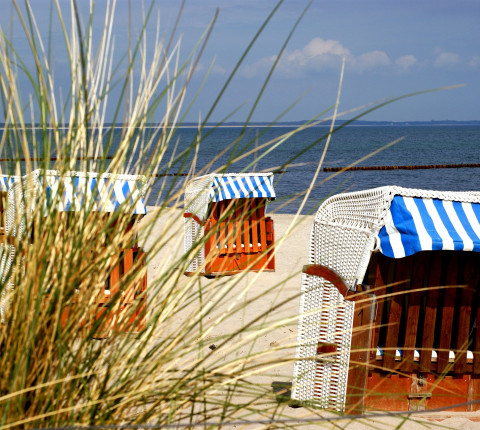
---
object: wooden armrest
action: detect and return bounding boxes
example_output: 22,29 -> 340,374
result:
302,263 -> 349,298
183,212 -> 204,225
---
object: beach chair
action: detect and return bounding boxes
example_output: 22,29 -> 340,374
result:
0,170 -> 147,335
184,173 -> 275,276
292,186 -> 480,413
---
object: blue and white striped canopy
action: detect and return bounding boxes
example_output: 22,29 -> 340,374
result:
0,175 -> 19,192
378,195 -> 480,258
209,174 -> 276,202
42,172 -> 146,215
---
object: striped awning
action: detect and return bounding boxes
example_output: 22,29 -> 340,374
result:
42,172 -> 147,215
378,195 -> 480,258
0,175 -> 19,192
184,173 -> 275,221
210,174 -> 275,202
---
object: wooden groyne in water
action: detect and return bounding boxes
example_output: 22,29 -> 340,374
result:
323,163 -> 480,172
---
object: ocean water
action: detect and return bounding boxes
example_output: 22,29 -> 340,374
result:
2,125 -> 479,214
150,125 -> 480,214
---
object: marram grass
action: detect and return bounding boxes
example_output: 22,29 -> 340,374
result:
0,1 -> 460,429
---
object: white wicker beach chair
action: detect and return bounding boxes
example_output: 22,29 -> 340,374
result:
292,186 -> 480,412
184,173 -> 276,275
0,170 -> 147,329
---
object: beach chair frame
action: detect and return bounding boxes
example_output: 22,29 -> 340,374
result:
0,170 -> 148,335
184,173 -> 276,276
292,186 -> 480,413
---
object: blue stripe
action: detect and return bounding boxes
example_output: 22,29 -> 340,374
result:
414,198 -> 443,250
390,196 -> 420,256
257,176 -> 270,197
378,225 -> 395,257
122,181 -> 131,206
214,177 -> 225,201
225,178 -> 236,199
453,201 -> 480,251
432,199 -> 463,250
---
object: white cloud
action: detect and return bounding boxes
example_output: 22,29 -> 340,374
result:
241,38 -> 395,78
433,51 -> 462,68
352,50 -> 391,71
395,55 -> 417,71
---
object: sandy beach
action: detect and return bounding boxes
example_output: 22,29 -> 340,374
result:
138,207 -> 480,429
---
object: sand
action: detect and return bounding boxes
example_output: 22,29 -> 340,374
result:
138,207 -> 480,429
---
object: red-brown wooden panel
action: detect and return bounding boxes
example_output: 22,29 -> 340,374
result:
455,253 -> 476,374
437,253 -> 459,375
382,257 -> 413,372
365,373 -> 411,411
369,253 -> 395,363
345,292 -> 376,414
401,252 -> 427,373
419,252 -> 441,373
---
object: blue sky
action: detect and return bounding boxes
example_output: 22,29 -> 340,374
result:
1,0 -> 479,123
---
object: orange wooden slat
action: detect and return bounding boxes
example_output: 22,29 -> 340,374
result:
235,204 -> 243,253
135,251 -> 147,293
419,252 -> 442,373
437,252 -> 460,375
250,200 -> 259,254
108,263 -> 120,299
219,221 -> 227,256
227,221 -> 235,254
259,213 -> 267,251
243,199 -> 250,252
123,249 -> 135,304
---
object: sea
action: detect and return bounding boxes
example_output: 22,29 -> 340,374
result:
2,124 -> 480,215
149,125 -> 480,214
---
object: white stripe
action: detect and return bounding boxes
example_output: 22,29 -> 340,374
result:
87,178 -> 96,210
97,179 -> 114,212
237,177 -> 249,197
463,203 -> 480,243
226,176 -> 241,199
74,177 -> 87,211
243,177 -> 255,197
265,177 -> 275,197
444,200 -> 473,251
383,209 -> 405,258
252,176 -> 262,198
403,196 -> 433,251
0,178 -> 7,192
218,178 -> 230,200
423,199 -> 454,250
113,180 -> 127,204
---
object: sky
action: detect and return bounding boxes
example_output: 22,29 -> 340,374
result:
1,0 -> 479,123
